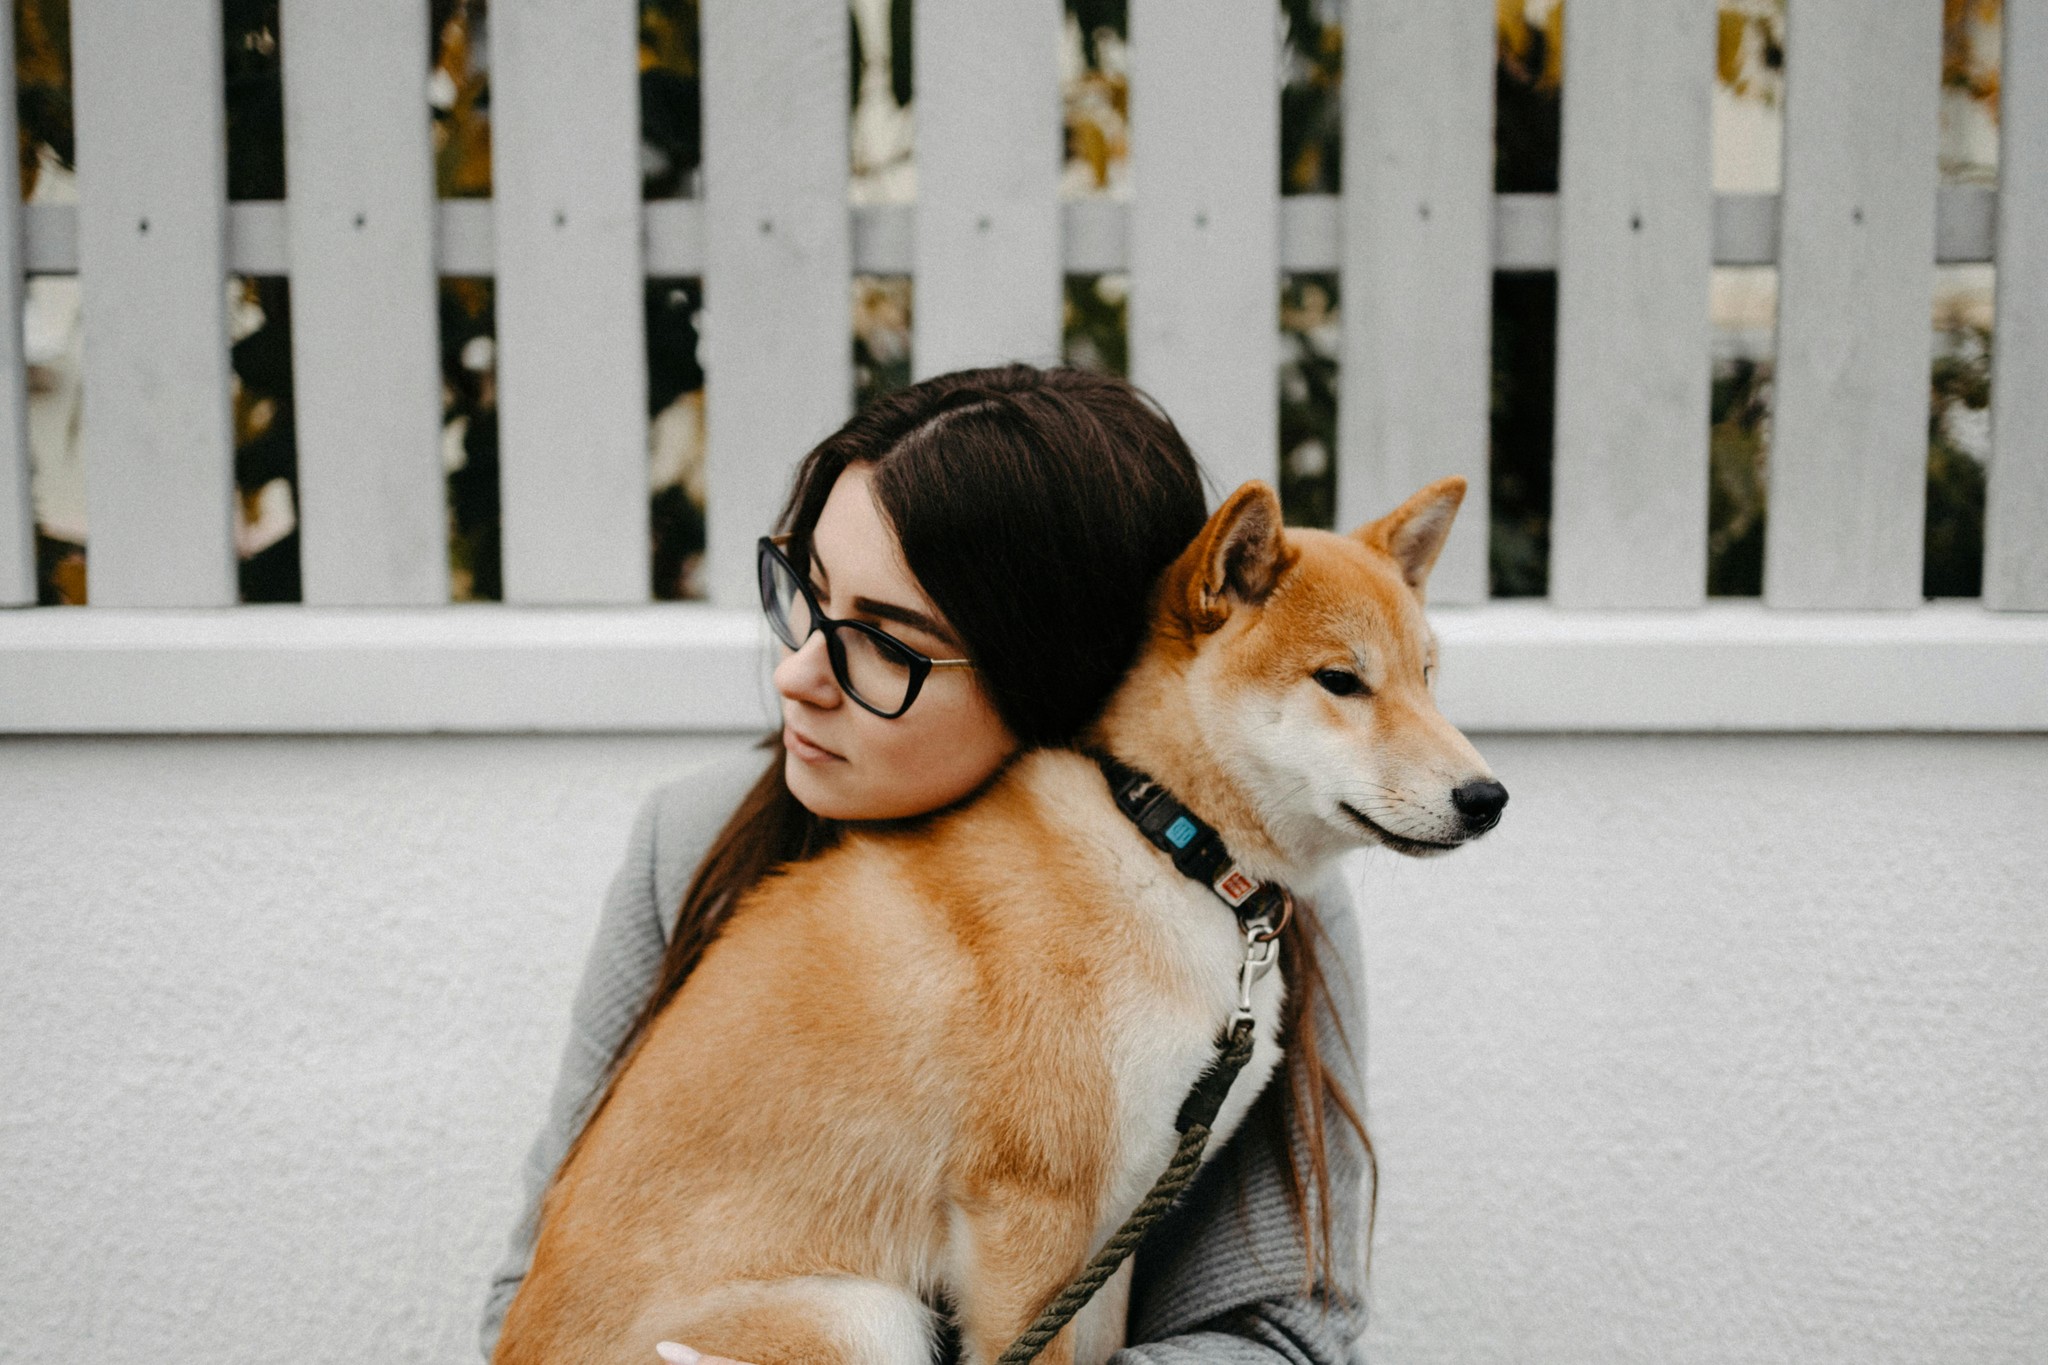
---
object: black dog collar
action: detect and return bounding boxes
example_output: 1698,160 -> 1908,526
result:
1092,752 -> 1292,938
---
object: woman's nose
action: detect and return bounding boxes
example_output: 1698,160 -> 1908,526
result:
773,631 -> 841,707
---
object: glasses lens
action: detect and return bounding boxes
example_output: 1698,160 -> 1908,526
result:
835,625 -> 917,714
759,547 -> 814,650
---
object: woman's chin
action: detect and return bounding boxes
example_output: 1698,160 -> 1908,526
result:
784,753 -> 857,819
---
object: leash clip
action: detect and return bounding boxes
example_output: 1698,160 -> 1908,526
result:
1235,917 -> 1280,1019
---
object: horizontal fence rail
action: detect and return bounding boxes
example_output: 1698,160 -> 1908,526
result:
1,0 -> 2044,737
9,186 -> 2013,278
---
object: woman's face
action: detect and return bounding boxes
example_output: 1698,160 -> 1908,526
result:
774,463 -> 1021,821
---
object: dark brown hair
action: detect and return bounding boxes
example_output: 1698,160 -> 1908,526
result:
590,362 -> 1371,1301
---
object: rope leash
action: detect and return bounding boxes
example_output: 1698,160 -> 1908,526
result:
994,1015 -> 1259,1365
990,754 -> 1292,1365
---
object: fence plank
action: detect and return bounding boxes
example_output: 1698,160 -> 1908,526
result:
1986,0 -> 2048,610
490,0 -> 647,604
0,9 -> 31,606
1127,0 -> 1277,503
1765,0 -> 1941,608
700,0 -> 851,607
70,0 -> 235,607
912,0 -> 1062,378
1340,0 -> 1494,602
1549,0 -> 1715,608
280,0 -> 446,605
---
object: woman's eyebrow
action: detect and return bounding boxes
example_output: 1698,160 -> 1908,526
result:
853,596 -> 961,650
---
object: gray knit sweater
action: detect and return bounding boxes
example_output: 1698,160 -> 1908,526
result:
479,748 -> 1371,1364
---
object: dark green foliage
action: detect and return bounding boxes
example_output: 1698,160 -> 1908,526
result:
1062,275 -> 1127,380
1924,324 -> 1991,597
216,2 -> 298,599
640,65 -> 701,198
848,9 -> 862,113
641,0 -> 701,197
1707,356 -> 1769,596
1489,273 -> 1555,597
854,281 -> 913,413
646,278 -> 705,415
1279,0 -> 1340,195
1068,0 -> 1126,71
650,484 -> 705,602
1279,273 -> 1337,529
1494,19 -> 1559,193
15,0 -> 73,196
34,530 -> 82,605
231,277 -> 301,602
1923,442 -> 1986,598
440,280 -> 500,600
890,0 -> 912,110
648,279 -> 706,600
448,410 -> 502,602
223,0 -> 285,200
1485,15 -> 1561,593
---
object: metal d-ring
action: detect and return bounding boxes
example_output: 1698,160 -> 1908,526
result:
1250,887 -> 1294,942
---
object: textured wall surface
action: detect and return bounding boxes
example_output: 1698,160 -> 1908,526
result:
2,732 -> 2043,1365
1358,733 -> 2048,1365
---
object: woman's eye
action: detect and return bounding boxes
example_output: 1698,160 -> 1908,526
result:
1313,668 -> 1368,697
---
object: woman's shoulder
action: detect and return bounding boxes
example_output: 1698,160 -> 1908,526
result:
638,743 -> 774,939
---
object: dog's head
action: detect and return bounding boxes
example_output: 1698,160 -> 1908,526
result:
1093,477 -> 1506,875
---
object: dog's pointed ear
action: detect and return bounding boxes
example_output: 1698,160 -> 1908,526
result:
1179,481 -> 1293,633
1354,476 -> 1466,600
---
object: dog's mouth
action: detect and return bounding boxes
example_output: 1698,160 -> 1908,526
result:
1339,802 -> 1462,857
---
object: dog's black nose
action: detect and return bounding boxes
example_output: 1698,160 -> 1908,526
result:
1451,779 -> 1508,833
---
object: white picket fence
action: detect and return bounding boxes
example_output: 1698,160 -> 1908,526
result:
0,0 -> 2045,733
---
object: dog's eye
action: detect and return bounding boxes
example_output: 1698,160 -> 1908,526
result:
1424,664 -> 1436,688
1314,668 -> 1368,697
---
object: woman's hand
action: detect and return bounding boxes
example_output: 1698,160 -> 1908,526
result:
656,1342 -> 754,1365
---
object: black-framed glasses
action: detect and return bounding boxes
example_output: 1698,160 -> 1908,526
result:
757,535 -> 975,719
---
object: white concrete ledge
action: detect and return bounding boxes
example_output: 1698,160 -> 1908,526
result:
0,605 -> 778,734
1431,601 -> 2048,731
2,601 -> 2044,734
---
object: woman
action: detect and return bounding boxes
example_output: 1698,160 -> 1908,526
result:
479,363 -> 1372,1364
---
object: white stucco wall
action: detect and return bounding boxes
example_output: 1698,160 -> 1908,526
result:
1,732 -> 2042,1364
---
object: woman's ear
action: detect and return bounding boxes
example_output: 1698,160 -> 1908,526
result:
1181,481 -> 1293,633
1354,475 -> 1466,601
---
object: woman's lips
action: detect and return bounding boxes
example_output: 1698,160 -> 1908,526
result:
784,725 -> 843,764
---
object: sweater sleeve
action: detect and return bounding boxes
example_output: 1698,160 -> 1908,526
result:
477,747 -> 771,1362
1108,855 -> 1374,1365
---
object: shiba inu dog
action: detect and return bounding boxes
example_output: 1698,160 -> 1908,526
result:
495,477 -> 1505,1365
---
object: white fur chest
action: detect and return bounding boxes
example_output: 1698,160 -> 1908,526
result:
1091,859 -> 1288,1221
1030,755 -> 1290,1187
928,755 -> 1292,1365
1069,845 -> 1287,1365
